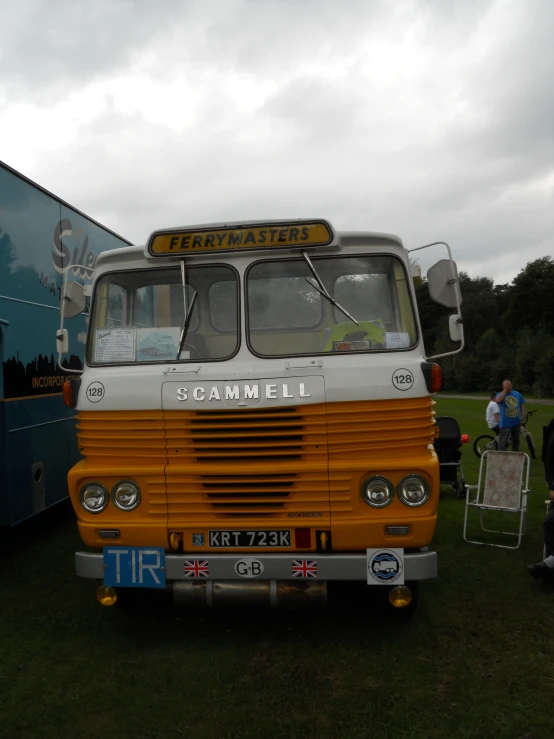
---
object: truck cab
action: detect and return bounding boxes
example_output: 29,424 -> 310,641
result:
58,219 -> 463,612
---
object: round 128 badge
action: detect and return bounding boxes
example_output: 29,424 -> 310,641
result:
367,548 -> 405,585
86,381 -> 105,403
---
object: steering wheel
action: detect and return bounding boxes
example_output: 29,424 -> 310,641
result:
179,342 -> 198,359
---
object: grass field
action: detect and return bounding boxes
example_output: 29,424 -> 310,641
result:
437,392 -> 554,405
2,398 -> 554,739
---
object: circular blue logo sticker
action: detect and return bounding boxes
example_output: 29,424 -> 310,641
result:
368,550 -> 403,584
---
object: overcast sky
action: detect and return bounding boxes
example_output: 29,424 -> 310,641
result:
1,0 -> 552,284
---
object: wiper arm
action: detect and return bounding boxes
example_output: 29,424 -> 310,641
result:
302,250 -> 359,325
176,259 -> 198,360
176,291 -> 198,359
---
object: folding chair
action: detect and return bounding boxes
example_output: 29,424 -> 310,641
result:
463,450 -> 530,549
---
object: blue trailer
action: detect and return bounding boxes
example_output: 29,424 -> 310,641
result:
0,161 -> 131,526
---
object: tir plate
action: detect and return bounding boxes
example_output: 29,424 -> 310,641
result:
103,546 -> 166,588
208,530 -> 291,548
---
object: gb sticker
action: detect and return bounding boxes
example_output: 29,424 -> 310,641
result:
86,381 -> 105,403
392,369 -> 413,391
234,558 -> 264,578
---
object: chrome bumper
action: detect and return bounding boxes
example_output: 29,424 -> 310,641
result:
75,550 -> 437,582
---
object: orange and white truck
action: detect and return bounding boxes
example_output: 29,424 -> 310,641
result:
57,219 -> 463,613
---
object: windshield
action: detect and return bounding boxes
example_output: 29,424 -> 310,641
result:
247,255 -> 417,357
87,265 -> 238,364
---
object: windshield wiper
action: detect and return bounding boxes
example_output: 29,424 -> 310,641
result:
176,259 -> 198,360
301,251 -> 359,325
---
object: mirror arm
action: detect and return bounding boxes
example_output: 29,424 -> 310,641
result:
425,343 -> 465,362
408,240 -> 462,316
410,241 -> 464,361
426,320 -> 465,361
59,364 -> 83,376
56,328 -> 82,375
57,274 -> 87,376
58,285 -> 67,371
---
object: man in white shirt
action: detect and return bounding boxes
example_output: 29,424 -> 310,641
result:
486,391 -> 500,435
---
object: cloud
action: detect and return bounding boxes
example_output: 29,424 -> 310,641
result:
0,0 -> 188,101
1,0 -> 552,286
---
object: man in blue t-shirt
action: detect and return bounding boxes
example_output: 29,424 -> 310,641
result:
495,379 -> 525,451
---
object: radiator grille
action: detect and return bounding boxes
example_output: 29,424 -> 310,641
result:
76,410 -> 166,463
164,405 -> 328,521
203,475 -> 294,508
76,398 -> 436,525
326,397 -> 436,457
165,406 -> 327,462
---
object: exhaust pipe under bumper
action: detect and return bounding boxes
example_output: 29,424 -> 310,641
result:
173,580 -> 327,608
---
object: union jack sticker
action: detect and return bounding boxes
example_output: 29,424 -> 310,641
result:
291,560 -> 318,578
184,560 -> 209,578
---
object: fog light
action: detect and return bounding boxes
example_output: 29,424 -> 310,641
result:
96,585 -> 118,606
385,526 -> 409,536
170,532 -> 182,550
389,585 -> 412,608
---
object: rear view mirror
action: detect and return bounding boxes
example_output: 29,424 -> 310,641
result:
56,328 -> 68,355
62,281 -> 87,319
427,260 -> 461,309
449,314 -> 464,343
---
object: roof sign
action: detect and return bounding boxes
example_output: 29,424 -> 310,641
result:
147,220 -> 334,257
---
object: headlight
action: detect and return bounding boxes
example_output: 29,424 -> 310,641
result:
112,480 -> 141,511
397,475 -> 430,507
80,482 -> 109,513
361,476 -> 394,508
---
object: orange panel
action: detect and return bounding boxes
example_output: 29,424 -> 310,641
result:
71,398 -> 438,551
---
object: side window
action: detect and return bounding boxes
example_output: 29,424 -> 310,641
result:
95,282 -> 127,328
393,260 -> 416,341
209,281 -> 237,331
135,285 -> 155,327
108,284 -> 126,326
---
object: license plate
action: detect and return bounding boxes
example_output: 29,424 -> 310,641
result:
208,530 -> 291,548
103,546 -> 166,588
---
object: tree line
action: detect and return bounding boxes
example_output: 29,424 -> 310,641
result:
415,256 -> 554,397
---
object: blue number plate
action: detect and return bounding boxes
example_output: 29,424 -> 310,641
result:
103,546 -> 166,588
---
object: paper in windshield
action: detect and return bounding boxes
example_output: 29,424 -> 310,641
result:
94,329 -> 136,362
136,327 -> 180,361
385,332 -> 410,349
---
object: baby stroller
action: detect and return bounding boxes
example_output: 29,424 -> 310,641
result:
433,416 -> 468,499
